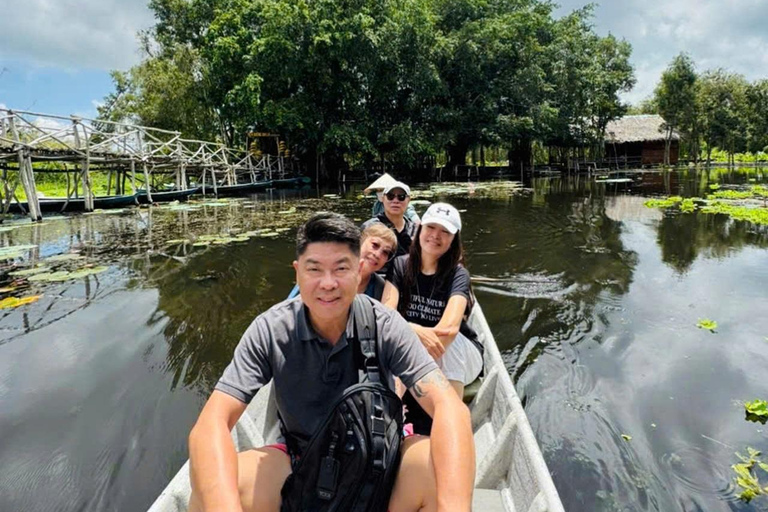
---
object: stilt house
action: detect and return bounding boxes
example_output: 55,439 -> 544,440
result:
604,114 -> 679,165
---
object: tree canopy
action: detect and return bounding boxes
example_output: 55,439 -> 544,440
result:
100,0 -> 635,179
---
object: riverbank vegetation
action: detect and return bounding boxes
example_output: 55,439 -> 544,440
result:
632,53 -> 768,165
98,0 -> 634,179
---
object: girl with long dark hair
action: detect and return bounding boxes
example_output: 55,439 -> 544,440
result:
382,203 -> 483,434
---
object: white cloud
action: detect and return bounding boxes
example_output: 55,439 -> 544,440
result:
0,0 -> 154,70
557,0 -> 768,105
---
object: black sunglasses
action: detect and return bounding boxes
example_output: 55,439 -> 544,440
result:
385,192 -> 408,201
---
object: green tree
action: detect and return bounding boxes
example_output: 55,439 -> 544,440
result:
745,80 -> 768,153
654,53 -> 698,164
698,70 -> 749,165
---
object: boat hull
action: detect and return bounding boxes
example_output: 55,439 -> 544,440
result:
5,194 -> 139,213
206,181 -> 273,197
136,188 -> 200,205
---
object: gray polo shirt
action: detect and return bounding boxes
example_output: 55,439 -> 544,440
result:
215,295 -> 438,442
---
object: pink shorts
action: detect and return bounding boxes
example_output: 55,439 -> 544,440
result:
264,443 -> 289,455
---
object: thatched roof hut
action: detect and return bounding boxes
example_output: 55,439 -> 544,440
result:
604,115 -> 679,165
604,114 -> 678,143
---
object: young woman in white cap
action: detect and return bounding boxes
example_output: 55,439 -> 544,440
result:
382,202 -> 483,435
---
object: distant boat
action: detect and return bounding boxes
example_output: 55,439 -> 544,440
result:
209,180 -> 273,197
271,176 -> 311,188
136,188 -> 200,204
5,193 -> 139,213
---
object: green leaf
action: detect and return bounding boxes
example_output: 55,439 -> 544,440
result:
9,266 -> 52,277
696,318 -> 718,332
745,400 -> 768,417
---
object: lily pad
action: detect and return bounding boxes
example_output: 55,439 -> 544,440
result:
27,271 -> 74,282
9,266 -> 52,277
0,245 -> 37,260
27,266 -> 108,282
44,253 -> 83,262
278,207 -> 297,215
192,241 -> 211,247
0,295 -> 42,309
275,228 -> 291,233
260,232 -> 280,238
164,239 -> 189,245
66,266 -> 109,279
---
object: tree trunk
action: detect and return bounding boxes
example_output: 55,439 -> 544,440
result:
446,140 -> 469,175
507,138 -> 532,174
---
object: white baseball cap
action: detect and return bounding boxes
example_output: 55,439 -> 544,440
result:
421,202 -> 461,234
383,181 -> 411,196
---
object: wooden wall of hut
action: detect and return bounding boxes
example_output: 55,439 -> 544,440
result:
605,140 -> 679,165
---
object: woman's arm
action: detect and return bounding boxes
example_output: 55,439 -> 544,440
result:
381,281 -> 400,310
432,294 -> 467,349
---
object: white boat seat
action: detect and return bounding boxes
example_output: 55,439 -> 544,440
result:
473,488 -> 505,511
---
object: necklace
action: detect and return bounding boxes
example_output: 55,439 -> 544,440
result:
415,271 -> 437,304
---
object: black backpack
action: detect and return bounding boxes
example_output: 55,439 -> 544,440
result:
280,296 -> 404,512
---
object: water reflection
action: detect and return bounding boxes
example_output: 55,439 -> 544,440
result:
1,172 -> 768,512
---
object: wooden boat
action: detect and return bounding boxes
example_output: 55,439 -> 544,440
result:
136,188 -> 200,205
147,302 -> 565,512
209,180 -> 273,197
5,194 -> 138,213
270,176 -> 311,188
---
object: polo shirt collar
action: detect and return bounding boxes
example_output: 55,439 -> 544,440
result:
296,302 -> 356,343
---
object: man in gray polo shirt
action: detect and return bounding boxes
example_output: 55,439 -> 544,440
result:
188,213 -> 475,512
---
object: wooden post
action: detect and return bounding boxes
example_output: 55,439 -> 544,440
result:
72,119 -> 94,211
130,160 -> 137,194
143,163 -> 153,203
9,115 -> 41,220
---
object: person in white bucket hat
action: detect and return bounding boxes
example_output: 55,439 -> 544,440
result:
362,180 -> 418,263
382,202 -> 483,436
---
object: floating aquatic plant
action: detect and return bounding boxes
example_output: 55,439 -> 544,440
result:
44,253 -> 83,262
696,318 -> 718,332
709,184 -> 721,190
0,245 -> 38,260
644,196 -> 683,208
0,295 -> 42,309
732,447 -> 768,503
26,266 -> 108,282
745,400 -> 768,419
9,266 -> 52,277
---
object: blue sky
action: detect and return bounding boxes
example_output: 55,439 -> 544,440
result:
1,0 -> 767,119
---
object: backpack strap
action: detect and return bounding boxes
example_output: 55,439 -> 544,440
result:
351,295 -> 381,384
351,295 -> 388,472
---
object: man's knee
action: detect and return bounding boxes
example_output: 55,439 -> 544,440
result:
236,447 -> 292,512
389,436 -> 437,512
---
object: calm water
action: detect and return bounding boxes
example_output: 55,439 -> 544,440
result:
1,170 -> 767,512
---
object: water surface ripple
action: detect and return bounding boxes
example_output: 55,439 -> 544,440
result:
1,174 -> 768,511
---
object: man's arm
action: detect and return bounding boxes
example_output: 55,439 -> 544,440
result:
410,369 -> 475,512
189,390 -> 248,512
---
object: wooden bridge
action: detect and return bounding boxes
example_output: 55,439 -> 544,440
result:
0,108 -> 288,220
